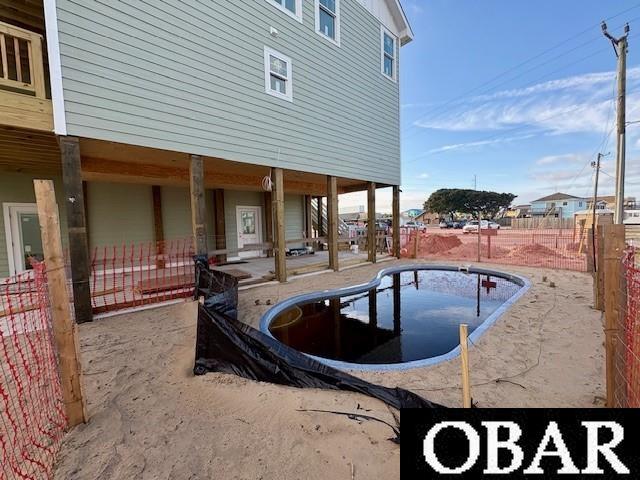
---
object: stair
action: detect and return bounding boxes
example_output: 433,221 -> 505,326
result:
310,198 -> 350,238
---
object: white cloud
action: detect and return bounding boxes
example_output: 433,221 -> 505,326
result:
418,172 -> 430,178
420,134 -> 534,156
535,153 -> 589,166
414,67 -> 640,137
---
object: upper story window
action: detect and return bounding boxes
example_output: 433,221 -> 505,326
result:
264,47 -> 293,102
381,27 -> 397,81
315,0 -> 341,46
265,0 -> 303,22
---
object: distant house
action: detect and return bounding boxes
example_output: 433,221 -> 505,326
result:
586,196 -> 637,211
403,209 -> 424,218
530,193 -> 587,220
414,210 -> 440,225
503,205 -> 531,219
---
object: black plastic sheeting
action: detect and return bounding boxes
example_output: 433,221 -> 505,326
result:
193,259 -> 442,410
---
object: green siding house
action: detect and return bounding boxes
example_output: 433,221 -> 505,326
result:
0,0 -> 412,317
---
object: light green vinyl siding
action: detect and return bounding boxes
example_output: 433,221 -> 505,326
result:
86,182 -> 154,247
284,194 -> 304,248
161,186 -> 216,242
0,173 -> 68,278
55,0 -> 401,185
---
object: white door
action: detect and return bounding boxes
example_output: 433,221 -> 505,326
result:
236,206 -> 263,259
3,203 -> 44,276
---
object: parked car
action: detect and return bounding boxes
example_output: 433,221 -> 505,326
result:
439,221 -> 450,229
462,220 -> 500,234
404,221 -> 419,229
453,221 -> 466,229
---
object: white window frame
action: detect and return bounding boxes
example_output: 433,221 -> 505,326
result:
264,0 -> 303,22
264,47 -> 293,102
380,26 -> 397,82
314,0 -> 341,47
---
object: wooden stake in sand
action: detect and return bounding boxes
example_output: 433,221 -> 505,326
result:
459,324 -> 472,408
34,179 -> 87,427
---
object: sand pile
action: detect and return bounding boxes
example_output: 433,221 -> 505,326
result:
508,244 -> 558,257
444,242 -> 509,259
418,234 -> 462,254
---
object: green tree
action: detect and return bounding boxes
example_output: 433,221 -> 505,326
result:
424,189 -> 515,219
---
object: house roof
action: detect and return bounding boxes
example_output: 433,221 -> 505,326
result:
393,0 -> 415,44
531,193 -> 584,203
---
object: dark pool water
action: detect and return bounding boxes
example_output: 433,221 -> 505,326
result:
269,270 -> 522,365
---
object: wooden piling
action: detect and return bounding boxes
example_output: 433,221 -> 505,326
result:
327,176 -> 339,271
34,179 -> 87,427
273,168 -> 287,282
189,154 -> 208,256
367,182 -> 376,263
59,136 -> 92,324
392,186 -> 400,258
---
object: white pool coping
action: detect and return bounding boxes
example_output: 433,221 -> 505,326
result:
259,264 -> 531,372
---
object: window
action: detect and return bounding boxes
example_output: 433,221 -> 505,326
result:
315,0 -> 340,46
381,27 -> 396,81
264,47 -> 293,102
563,202 -> 568,206
265,0 -> 302,22
578,201 -> 583,207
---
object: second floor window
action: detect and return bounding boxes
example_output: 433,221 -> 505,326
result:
266,0 -> 302,22
381,27 -> 396,81
316,0 -> 340,45
264,47 -> 293,102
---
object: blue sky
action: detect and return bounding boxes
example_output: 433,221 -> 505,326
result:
342,0 -> 640,212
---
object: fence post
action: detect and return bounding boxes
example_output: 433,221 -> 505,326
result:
593,226 -> 605,311
34,179 -> 87,427
413,230 -> 419,259
603,224 -> 626,408
459,324 -> 472,408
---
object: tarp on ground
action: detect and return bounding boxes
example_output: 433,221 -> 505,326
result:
193,261 -> 442,410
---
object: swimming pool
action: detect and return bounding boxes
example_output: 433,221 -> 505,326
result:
260,265 -> 529,371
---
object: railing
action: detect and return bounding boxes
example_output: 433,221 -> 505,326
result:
0,21 -> 46,98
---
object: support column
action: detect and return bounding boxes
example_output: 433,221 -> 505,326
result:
264,191 -> 274,258
273,168 -> 287,282
213,189 -> 226,264
367,182 -> 376,263
152,185 -> 165,268
304,195 -> 313,245
327,176 -> 339,271
189,154 -> 208,257
392,185 -> 401,258
316,196 -> 324,237
59,136 -> 92,324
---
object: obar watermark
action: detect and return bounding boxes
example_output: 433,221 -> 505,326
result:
401,409 -> 639,478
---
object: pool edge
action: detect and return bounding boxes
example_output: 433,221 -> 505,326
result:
259,264 -> 532,372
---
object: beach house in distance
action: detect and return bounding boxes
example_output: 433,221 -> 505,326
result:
530,193 -> 587,219
0,0 -> 413,322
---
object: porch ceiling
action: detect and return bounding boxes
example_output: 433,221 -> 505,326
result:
0,125 -> 59,174
0,132 -> 378,194
78,138 -> 373,195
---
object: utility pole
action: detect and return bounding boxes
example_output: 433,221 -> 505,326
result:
591,153 -> 602,272
602,21 -> 630,224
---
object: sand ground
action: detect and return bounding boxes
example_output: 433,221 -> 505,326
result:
54,259 -> 604,479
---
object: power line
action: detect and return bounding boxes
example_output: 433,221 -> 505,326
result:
402,6 -> 640,137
